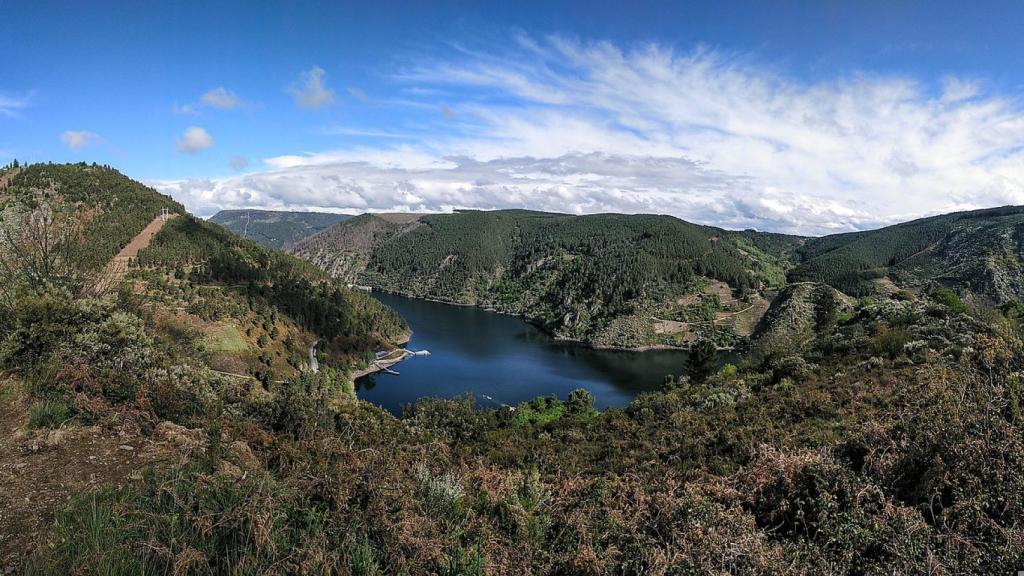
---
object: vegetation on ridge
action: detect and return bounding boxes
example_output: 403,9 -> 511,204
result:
2,163 -> 1024,574
209,209 -> 351,250
790,205 -> 1024,300
291,210 -> 803,349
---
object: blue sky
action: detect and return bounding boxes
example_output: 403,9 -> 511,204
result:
2,1 -> 1023,233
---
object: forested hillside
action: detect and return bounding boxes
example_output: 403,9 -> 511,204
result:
135,214 -> 407,373
0,162 -> 405,429
3,162 -> 1024,573
789,205 -> 1024,300
0,161 -> 183,271
290,210 -> 803,348
209,209 -> 350,249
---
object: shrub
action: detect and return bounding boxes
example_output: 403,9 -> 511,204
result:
930,286 -> 966,314
565,388 -> 596,417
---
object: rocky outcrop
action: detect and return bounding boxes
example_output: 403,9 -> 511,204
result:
751,282 -> 854,358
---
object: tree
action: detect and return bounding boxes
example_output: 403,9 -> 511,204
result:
686,338 -> 717,382
0,203 -> 95,314
566,388 -> 595,416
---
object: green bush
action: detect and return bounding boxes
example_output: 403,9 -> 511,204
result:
27,398 -> 72,428
930,286 -> 966,313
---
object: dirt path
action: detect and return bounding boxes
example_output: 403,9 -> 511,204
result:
0,377 -> 199,572
94,213 -> 177,293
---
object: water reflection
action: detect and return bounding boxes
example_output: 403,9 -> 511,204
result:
355,292 -> 692,415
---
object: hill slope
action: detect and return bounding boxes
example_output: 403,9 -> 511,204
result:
789,205 -> 1024,300
290,210 -> 803,348
0,162 -> 184,272
4,163 -> 1024,573
0,162 -> 405,386
209,209 -> 351,249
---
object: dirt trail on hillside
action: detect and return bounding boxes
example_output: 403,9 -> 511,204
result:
94,213 -> 177,293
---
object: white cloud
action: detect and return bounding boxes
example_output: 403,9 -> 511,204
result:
155,37 -> 1024,234
0,92 -> 31,117
289,66 -> 336,109
174,126 -> 213,154
60,130 -> 100,150
171,102 -> 197,116
200,87 -> 242,109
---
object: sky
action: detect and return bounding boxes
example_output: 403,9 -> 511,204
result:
2,1 -> 1023,235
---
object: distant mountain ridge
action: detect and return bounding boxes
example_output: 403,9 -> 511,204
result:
789,205 -> 1024,302
288,205 -> 1024,348
209,209 -> 351,249
289,209 -> 803,348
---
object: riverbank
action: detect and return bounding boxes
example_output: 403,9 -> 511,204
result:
365,287 -> 700,352
349,349 -> 412,380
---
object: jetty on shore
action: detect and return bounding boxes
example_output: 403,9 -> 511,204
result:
352,347 -> 430,379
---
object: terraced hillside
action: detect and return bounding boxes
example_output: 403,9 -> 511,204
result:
290,210 -> 803,348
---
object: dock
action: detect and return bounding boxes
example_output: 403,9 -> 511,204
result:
351,347 -> 430,379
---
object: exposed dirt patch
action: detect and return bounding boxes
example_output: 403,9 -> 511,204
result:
873,276 -> 903,295
706,280 -> 736,305
653,318 -> 694,340
94,213 -> 178,293
375,213 -> 423,224
729,295 -> 772,336
0,377 -> 193,572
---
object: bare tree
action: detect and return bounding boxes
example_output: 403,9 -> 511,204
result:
0,202 -> 94,310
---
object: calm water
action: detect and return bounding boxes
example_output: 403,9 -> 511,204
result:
355,292 -> 690,414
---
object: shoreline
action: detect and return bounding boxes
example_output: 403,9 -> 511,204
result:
349,348 -> 413,380
369,287 -> 704,353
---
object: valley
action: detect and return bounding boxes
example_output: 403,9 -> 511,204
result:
288,210 -> 801,350
1,162 -> 1023,574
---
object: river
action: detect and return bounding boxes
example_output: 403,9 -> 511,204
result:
355,292 -> 692,415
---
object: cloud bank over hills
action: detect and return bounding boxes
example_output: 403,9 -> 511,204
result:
154,37 -> 1024,235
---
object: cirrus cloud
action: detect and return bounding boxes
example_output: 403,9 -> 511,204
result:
0,92 -> 32,117
155,37 -> 1024,235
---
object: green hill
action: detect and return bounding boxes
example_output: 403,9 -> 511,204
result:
290,210 -> 803,348
209,209 -> 351,249
789,205 -> 1024,300
0,161 -> 183,271
0,162 -> 405,386
4,162 -> 1024,574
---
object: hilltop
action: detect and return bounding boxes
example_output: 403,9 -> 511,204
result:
0,163 -> 405,565
789,205 -> 1024,301
0,162 -> 183,273
289,210 -> 803,348
209,209 -> 351,250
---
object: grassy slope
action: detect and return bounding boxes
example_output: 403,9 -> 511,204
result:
134,215 -> 408,375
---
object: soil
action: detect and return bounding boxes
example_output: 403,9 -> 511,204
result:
0,377 -> 197,573
94,213 -> 178,293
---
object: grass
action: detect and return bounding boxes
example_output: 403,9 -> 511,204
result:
26,491 -> 159,576
201,323 -> 250,353
28,398 -> 73,429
